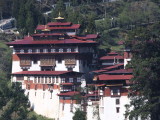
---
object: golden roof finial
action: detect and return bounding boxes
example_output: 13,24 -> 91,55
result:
58,12 -> 61,17
34,30 -> 37,34
85,29 -> 88,33
42,25 -> 50,31
55,11 -> 64,20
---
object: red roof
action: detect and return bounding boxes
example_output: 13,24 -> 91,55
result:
107,52 -> 118,55
7,38 -> 97,45
98,74 -> 133,80
36,24 -> 80,30
47,22 -> 72,26
100,55 -> 124,60
105,69 -> 133,74
71,34 -> 98,40
102,64 -> 124,70
32,33 -> 65,37
16,52 -> 79,55
92,69 -> 108,73
12,71 -> 75,75
86,34 -> 98,39
58,91 -> 79,96
61,83 -> 74,85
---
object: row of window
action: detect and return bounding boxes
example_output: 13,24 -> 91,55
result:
32,77 -> 81,84
16,48 -> 78,53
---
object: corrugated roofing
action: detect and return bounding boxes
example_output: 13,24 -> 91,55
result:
102,64 -> 124,70
36,24 -> 80,30
7,38 -> 97,45
100,55 -> 124,60
47,22 -> 72,26
98,74 -> 133,80
105,69 -> 133,74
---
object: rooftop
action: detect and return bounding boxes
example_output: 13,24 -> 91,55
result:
12,71 -> 82,75
98,74 -> 133,81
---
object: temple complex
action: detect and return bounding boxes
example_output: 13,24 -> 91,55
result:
8,14 -> 133,120
8,14 -> 98,120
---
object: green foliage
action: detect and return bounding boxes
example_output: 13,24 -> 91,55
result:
14,0 -> 44,35
72,109 -> 86,120
126,22 -> 160,120
119,1 -> 160,29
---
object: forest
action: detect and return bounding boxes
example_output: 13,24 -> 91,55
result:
0,0 -> 160,119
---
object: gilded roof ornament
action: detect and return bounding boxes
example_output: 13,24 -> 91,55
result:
42,25 -> 50,31
55,12 -> 64,20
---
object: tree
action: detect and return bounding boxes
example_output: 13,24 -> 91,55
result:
72,109 -> 86,120
119,1 -> 160,29
126,22 -> 160,120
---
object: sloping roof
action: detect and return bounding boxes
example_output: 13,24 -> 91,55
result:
102,64 -> 124,70
36,24 -> 80,30
32,33 -> 65,37
47,22 -> 72,26
86,34 -> 98,39
61,83 -> 74,85
107,52 -> 118,55
7,38 -> 97,45
105,69 -> 133,74
12,71 -> 81,75
98,74 -> 133,80
58,91 -> 79,96
100,55 -> 124,60
71,34 -> 98,40
92,69 -> 108,73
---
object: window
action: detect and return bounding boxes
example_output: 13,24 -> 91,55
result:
27,84 -> 30,90
36,49 -> 40,53
45,77 -> 47,83
67,48 -> 71,52
58,57 -> 62,63
16,76 -> 24,81
67,67 -> 73,71
48,77 -> 51,83
20,49 -> 24,53
61,78 -> 65,83
69,78 -> 73,83
28,49 -> 32,53
111,88 -> 120,96
38,77 -> 40,83
52,77 -> 55,83
116,107 -> 120,113
33,57 -> 38,64
43,49 -> 48,53
116,99 -> 120,105
74,48 -> 78,52
59,48 -> 63,52
77,77 -> 81,82
41,77 -> 44,84
51,49 -> 55,52
27,77 -> 30,81
34,77 -> 37,83
43,85 -> 45,91
70,103 -> 73,112
56,77 -> 59,83
35,85 -> 37,90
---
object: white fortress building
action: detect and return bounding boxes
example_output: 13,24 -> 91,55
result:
8,14 -> 133,120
